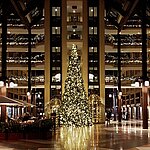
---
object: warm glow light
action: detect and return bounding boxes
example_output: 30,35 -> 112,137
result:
89,73 -> 94,80
144,81 -> 149,86
135,81 -> 140,87
60,126 -> 92,150
9,82 -> 17,88
38,94 -> 40,98
55,73 -> 61,79
27,92 -> 30,96
109,94 -> 112,98
0,81 -> 4,87
14,83 -> 18,87
119,92 -> 122,96
131,83 -> 135,87
6,83 -> 8,88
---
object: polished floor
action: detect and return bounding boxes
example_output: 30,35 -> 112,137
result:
0,120 -> 150,149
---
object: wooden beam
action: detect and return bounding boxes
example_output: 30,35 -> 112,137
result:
10,0 -> 30,29
118,0 -> 139,32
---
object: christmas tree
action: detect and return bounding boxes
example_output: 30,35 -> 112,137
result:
59,44 -> 92,127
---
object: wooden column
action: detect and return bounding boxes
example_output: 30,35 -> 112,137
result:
82,0 -> 88,94
1,1 -> 8,122
141,0 -> 148,129
1,2 -> 7,82
32,90 -> 36,116
99,0 -> 105,123
1,105 -> 6,122
44,0 -> 51,118
27,28 -> 31,113
19,106 -> 23,117
117,29 -> 122,123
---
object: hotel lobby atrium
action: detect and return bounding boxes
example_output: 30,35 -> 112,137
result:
0,0 -> 150,149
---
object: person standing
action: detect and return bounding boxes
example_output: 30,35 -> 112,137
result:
106,110 -> 112,126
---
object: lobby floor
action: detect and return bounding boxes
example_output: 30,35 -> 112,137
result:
0,120 -> 150,149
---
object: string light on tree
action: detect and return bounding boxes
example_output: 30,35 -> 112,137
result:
59,44 -> 92,127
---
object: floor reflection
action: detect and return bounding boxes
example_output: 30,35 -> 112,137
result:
60,126 -> 92,150
0,121 -> 150,149
58,121 -> 150,150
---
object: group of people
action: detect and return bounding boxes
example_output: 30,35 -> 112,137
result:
16,112 -> 46,123
105,109 -> 129,126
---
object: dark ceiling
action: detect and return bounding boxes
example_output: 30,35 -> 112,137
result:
0,0 -> 44,29
105,0 -> 150,30
2,0 -> 146,30
0,0 -> 150,47
0,0 -> 44,46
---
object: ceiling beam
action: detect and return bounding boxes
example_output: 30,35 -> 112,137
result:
10,0 -> 30,29
18,0 -> 32,24
118,0 -> 139,32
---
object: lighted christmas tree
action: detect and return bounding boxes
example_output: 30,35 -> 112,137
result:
59,44 -> 92,127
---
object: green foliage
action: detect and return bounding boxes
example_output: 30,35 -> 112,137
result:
59,45 -> 92,127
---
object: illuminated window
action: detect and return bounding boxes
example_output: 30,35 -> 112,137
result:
89,27 -> 97,35
52,27 -> 60,34
89,67 -> 98,70
89,74 -> 98,82
51,85 -> 61,89
89,47 -> 97,52
52,59 -> 61,62
89,7 -> 97,17
52,73 -> 61,82
52,67 -> 60,70
52,47 -> 61,52
89,85 -> 99,89
52,7 -> 60,16
94,67 -> 97,70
